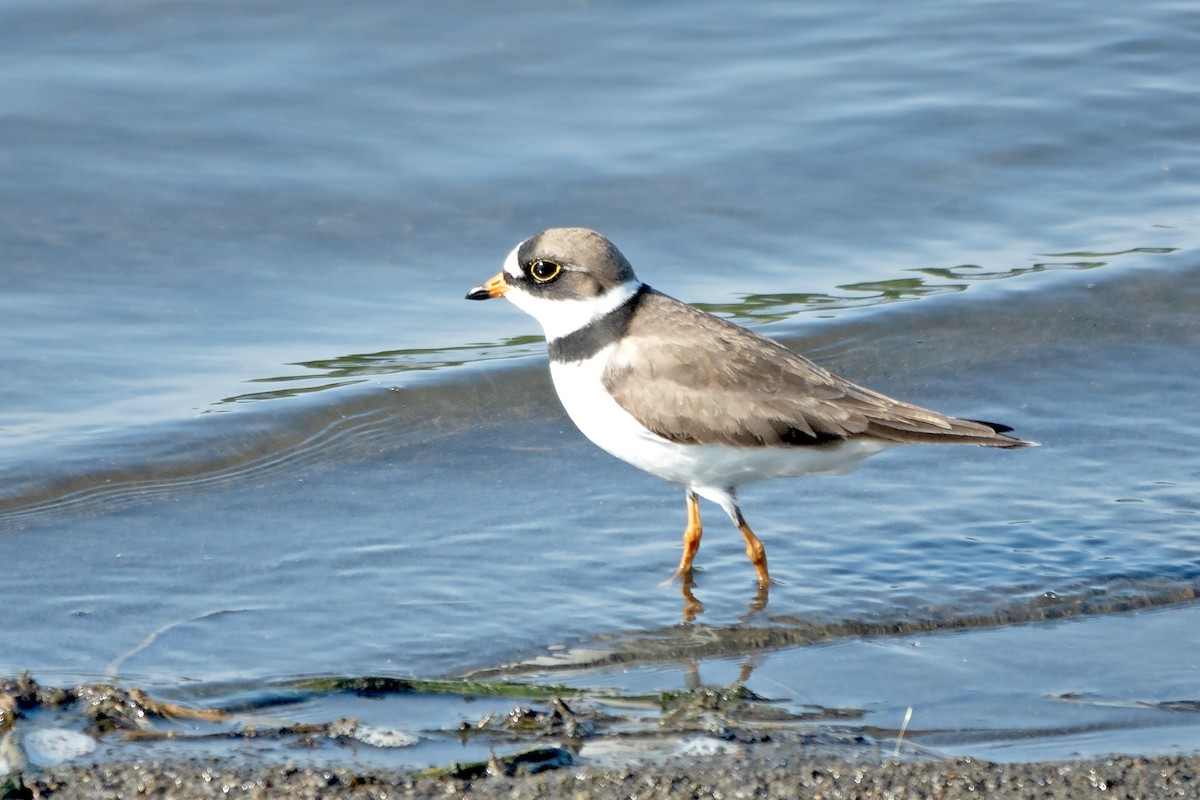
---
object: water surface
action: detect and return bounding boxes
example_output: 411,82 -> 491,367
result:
2,0 -> 1199,772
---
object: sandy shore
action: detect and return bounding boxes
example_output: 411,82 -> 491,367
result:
13,751 -> 1200,799
6,673 -> 1200,797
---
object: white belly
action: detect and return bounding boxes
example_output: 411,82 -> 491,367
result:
548,349 -> 890,493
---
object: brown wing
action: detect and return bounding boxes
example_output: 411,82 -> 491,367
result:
602,290 -> 1030,448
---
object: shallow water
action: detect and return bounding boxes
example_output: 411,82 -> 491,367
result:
3,0 -> 1200,772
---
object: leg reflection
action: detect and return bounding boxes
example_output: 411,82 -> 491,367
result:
744,580 -> 769,619
680,572 -> 705,621
679,575 -> 770,622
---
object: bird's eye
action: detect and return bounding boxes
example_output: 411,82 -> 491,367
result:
528,259 -> 563,283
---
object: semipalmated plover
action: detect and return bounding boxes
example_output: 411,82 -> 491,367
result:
467,228 -> 1033,586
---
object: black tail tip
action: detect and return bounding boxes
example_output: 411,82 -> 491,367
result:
967,419 -> 1014,435
967,418 -> 1039,448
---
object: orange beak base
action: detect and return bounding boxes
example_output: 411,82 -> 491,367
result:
465,272 -> 510,300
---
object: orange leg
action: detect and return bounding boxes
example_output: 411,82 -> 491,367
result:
674,490 -> 704,579
735,511 -> 770,586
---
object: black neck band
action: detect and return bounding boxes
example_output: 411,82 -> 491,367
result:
547,285 -> 649,363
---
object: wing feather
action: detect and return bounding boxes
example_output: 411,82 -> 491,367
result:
602,290 -> 1028,449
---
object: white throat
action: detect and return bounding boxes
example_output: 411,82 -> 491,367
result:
501,245 -> 642,341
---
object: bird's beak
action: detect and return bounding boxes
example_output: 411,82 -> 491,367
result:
465,272 -> 509,301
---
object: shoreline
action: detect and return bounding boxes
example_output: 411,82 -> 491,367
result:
14,750 -> 1200,799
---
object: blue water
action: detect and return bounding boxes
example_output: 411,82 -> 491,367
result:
3,0 -> 1200,769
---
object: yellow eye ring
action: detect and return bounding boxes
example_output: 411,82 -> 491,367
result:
529,259 -> 563,283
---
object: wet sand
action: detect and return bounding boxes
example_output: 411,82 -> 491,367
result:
15,751 -> 1200,799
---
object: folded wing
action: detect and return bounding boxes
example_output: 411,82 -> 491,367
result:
603,291 -> 1031,449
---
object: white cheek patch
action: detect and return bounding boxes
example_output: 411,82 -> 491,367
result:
502,244 -> 522,280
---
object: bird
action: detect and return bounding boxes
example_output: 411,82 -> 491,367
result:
466,227 -> 1033,588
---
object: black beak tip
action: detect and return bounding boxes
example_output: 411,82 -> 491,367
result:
465,286 -> 491,301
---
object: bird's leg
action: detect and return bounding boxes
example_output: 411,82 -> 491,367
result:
734,508 -> 771,586
673,490 -> 704,579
